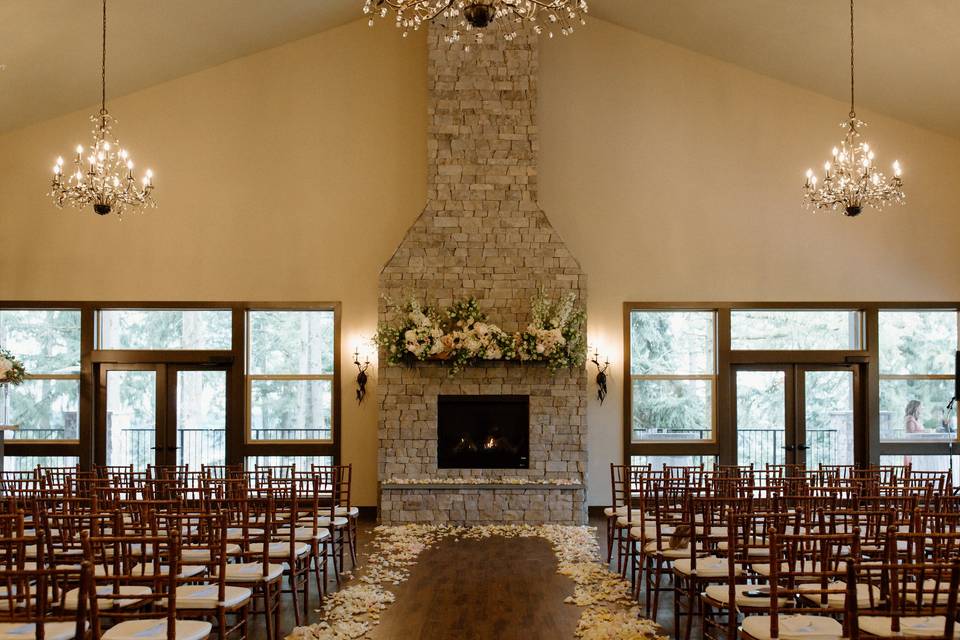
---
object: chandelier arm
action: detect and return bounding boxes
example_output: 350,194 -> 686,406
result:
849,0 -> 855,120
377,0 -> 457,21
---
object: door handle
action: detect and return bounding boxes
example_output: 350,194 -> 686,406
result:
797,445 -> 810,451
782,445 -> 795,452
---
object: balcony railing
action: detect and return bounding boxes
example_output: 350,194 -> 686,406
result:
632,427 -> 850,467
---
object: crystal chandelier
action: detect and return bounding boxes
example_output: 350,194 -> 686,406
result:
802,0 -> 903,218
363,0 -> 588,46
49,0 -> 154,218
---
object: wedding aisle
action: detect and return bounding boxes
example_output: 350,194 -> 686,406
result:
288,525 -> 664,640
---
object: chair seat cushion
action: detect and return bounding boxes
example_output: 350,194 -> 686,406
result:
0,622 -> 84,640
603,506 -> 627,518
717,540 -> 770,556
643,541 -> 699,559
181,544 -> 241,563
64,585 -> 151,610
130,564 -> 206,579
226,528 -> 265,540
704,584 -> 789,608
275,527 -> 331,542
175,585 -> 252,609
751,561 -> 846,578
102,619 -> 212,640
798,581 -> 879,607
674,556 -> 741,578
261,542 -> 311,558
298,516 -> 349,528
742,614 -> 844,640
224,562 -> 283,583
858,615 -> 960,638
334,506 -> 359,517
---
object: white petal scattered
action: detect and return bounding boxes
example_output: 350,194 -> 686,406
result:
287,524 -> 663,640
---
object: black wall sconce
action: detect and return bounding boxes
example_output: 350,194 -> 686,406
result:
353,348 -> 372,404
590,350 -> 610,404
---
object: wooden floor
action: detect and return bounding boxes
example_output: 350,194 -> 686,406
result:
261,515 -> 682,640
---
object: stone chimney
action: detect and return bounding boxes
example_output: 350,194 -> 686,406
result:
377,26 -> 587,525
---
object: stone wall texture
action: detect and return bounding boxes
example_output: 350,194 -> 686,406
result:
378,25 -> 588,525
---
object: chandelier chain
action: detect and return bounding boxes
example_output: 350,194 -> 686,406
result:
849,0 -> 855,119
100,0 -> 107,116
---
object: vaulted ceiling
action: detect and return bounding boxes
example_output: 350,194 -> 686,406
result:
2,0 -> 957,137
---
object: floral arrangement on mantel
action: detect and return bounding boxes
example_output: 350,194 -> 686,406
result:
385,477 -> 582,487
0,348 -> 26,386
376,290 -> 586,374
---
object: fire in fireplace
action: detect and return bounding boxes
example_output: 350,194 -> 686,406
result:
437,395 -> 529,469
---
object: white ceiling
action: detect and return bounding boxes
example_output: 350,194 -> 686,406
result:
1,1 -> 958,137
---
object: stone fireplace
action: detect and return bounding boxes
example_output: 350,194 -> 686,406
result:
377,25 -> 587,525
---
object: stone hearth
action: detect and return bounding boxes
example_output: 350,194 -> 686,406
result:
377,25 -> 587,525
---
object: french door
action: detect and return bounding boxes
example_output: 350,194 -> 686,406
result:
97,363 -> 229,469
733,364 -> 863,469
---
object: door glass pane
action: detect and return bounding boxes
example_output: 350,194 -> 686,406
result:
100,309 -> 232,350
804,370 -> 854,468
736,370 -> 786,467
631,379 -> 712,441
105,370 -> 156,470
176,371 -> 226,468
730,310 -> 862,350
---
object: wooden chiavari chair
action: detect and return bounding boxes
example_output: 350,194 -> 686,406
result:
332,464 -> 359,568
0,532 -> 92,640
82,530 -> 213,640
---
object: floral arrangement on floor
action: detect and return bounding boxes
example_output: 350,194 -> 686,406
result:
384,477 -> 582,487
375,290 -> 586,374
287,524 -> 664,640
0,348 -> 26,386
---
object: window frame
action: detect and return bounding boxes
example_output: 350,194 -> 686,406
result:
244,308 -> 337,446
0,300 -> 341,470
623,302 -> 960,467
626,309 -> 719,445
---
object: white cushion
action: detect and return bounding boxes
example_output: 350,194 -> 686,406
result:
674,556 -> 740,578
225,528 -> 264,540
175,585 -> 252,609
102,619 -> 212,640
0,622 -> 83,640
275,527 -> 330,542
64,585 -> 151,610
742,614 -> 844,640
130,564 -> 206,579
798,581 -> 879,607
223,562 -> 283,583
335,506 -> 359,517
704,584 -> 789,607
603,506 -> 627,517
180,544 -> 240,564
717,540 -> 770,556
643,541 -> 699,559
259,542 -> 310,558
903,579 -> 953,605
751,561 -> 846,578
858,616 -> 960,638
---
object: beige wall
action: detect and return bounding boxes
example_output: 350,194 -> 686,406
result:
2,17 -> 959,505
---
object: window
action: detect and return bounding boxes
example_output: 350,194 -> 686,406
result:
244,456 -> 333,470
0,310 -> 81,441
731,310 -> 863,350
629,311 -> 715,442
878,310 -> 958,442
631,455 -> 716,470
3,456 -> 79,473
247,310 -> 335,442
879,455 -> 960,486
99,309 -> 231,350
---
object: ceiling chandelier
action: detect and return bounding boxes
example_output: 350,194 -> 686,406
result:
49,0 -> 154,218
802,0 -> 903,218
363,1 -> 588,46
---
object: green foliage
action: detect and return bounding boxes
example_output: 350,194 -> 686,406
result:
376,291 -> 586,375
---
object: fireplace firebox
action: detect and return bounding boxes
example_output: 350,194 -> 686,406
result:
437,395 -> 529,469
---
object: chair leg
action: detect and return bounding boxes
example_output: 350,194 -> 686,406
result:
606,516 -> 615,564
